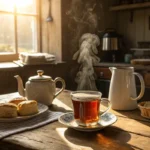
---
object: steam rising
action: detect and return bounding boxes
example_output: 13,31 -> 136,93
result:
73,33 -> 100,90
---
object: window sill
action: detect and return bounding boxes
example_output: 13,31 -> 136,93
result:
0,62 -> 19,69
0,61 -> 66,70
13,60 -> 66,67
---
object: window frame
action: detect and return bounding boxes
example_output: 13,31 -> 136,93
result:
0,0 -> 40,62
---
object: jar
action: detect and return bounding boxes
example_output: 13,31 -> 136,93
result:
124,54 -> 133,63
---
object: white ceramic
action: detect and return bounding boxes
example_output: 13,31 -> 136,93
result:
0,103 -> 48,123
14,70 -> 66,106
58,112 -> 117,132
109,67 -> 145,110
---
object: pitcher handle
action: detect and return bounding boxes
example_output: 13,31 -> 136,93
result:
54,77 -> 66,99
131,72 -> 145,101
100,98 -> 111,116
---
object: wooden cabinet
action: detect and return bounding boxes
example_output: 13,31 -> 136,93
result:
94,67 -> 111,80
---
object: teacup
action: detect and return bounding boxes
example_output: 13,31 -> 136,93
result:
71,91 -> 111,127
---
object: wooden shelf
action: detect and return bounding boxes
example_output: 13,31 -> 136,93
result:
131,48 -> 150,51
110,2 -> 150,11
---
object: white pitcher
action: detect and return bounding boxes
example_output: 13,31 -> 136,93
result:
109,67 -> 145,110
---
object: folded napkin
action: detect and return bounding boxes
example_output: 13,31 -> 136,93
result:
0,110 -> 63,140
19,52 -> 56,64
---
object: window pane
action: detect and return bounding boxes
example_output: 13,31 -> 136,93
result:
16,0 -> 36,14
0,0 -> 14,12
17,16 -> 37,53
0,14 -> 15,53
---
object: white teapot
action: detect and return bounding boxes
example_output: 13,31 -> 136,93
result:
14,70 -> 66,106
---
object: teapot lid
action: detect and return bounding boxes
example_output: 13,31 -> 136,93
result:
29,70 -> 52,81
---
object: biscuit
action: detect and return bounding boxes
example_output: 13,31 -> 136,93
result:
0,103 -> 18,118
18,100 -> 38,116
9,97 -> 27,105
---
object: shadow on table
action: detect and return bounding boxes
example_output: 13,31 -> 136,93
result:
112,109 -> 150,128
49,104 -> 72,113
101,101 -> 150,128
64,126 -> 140,150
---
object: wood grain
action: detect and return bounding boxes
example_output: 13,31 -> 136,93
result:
117,8 -> 150,49
0,91 -> 149,150
110,2 -> 150,11
41,0 -> 62,60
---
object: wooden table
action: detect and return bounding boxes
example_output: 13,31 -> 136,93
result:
0,90 -> 150,150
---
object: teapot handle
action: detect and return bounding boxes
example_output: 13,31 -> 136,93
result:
54,77 -> 66,98
131,72 -> 145,101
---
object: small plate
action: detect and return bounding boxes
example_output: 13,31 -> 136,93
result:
58,112 -> 117,132
0,103 -> 48,123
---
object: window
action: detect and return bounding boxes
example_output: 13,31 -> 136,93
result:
0,0 -> 39,62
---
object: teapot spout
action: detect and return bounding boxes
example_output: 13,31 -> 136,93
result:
14,75 -> 26,97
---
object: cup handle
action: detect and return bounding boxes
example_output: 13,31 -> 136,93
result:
54,77 -> 66,99
100,98 -> 111,116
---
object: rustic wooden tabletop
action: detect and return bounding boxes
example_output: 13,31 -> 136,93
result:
0,90 -> 149,150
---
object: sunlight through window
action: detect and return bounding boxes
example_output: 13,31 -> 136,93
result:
15,0 -> 33,7
0,0 -> 38,61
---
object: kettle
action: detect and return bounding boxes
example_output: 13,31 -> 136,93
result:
14,70 -> 66,106
102,28 -> 121,51
109,67 -> 145,110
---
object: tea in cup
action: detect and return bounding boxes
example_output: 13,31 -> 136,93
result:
71,91 -> 111,127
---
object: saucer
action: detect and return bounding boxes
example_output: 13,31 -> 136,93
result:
58,112 -> 117,132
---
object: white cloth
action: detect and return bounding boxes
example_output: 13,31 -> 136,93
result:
19,52 -> 56,64
0,110 -> 63,139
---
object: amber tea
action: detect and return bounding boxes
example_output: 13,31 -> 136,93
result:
71,91 -> 102,126
72,99 -> 100,124
71,91 -> 111,127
